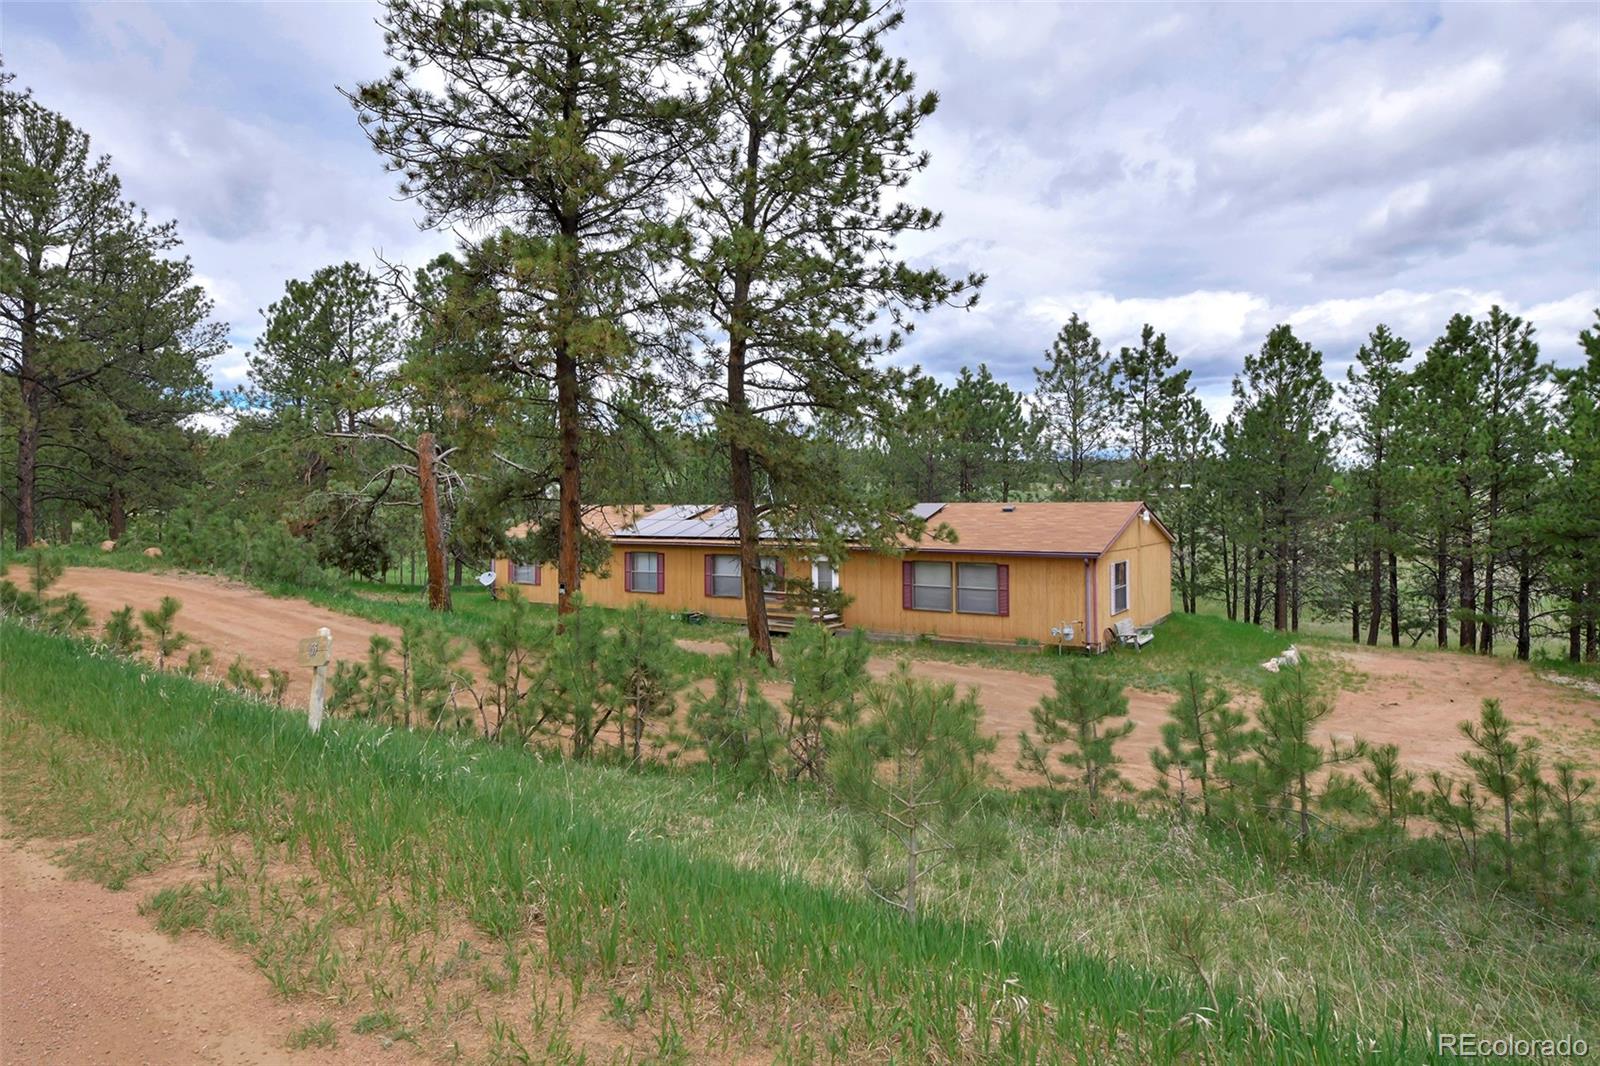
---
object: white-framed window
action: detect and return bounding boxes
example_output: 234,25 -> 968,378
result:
909,561 -> 952,612
759,556 -> 782,592
1112,560 -> 1130,615
625,551 -> 662,594
956,563 -> 1000,615
511,562 -> 539,585
708,554 -> 742,598
811,558 -> 837,593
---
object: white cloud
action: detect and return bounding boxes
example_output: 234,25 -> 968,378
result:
5,0 -> 1595,403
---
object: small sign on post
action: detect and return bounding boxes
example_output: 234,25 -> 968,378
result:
299,627 -> 332,733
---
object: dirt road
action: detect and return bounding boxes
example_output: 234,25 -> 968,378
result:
0,832 -> 415,1066
28,567 -> 1600,787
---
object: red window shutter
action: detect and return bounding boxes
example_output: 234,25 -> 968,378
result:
705,554 -> 715,597
902,561 -> 913,609
997,564 -> 1010,617
655,552 -> 666,594
775,558 -> 785,579
624,552 -> 634,592
533,564 -> 541,586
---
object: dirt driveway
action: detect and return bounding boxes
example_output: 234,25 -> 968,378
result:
0,831 -> 416,1066
27,567 -> 1600,787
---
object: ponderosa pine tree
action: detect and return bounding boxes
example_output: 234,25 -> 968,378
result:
38,242 -> 219,541
1407,314 -> 1486,649
1,79 -> 221,548
1166,392 -> 1214,613
1342,325 -> 1411,646
1111,323 -> 1190,501
1226,326 -> 1336,631
351,0 -> 700,614
1468,307 -> 1548,657
683,0 -> 979,659
946,364 -> 1036,502
1547,313 -> 1600,661
249,262 -> 397,438
1033,314 -> 1113,499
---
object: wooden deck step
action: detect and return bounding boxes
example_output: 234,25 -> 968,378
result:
765,608 -> 844,635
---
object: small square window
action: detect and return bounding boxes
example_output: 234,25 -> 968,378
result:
910,561 -> 952,612
709,554 -> 742,598
956,563 -> 1000,615
512,563 -> 538,585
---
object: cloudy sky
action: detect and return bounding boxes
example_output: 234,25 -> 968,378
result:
7,1 -> 1598,414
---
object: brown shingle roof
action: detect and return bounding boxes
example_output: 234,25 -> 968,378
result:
507,501 -> 1169,558
910,501 -> 1169,557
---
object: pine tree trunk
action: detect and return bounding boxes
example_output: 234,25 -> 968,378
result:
1515,553 -> 1531,661
725,111 -> 773,663
1459,512 -> 1477,650
1435,534 -> 1450,648
15,358 -> 40,549
554,329 -> 582,618
1571,586 -> 1585,663
1366,541 -> 1382,645
1388,550 -> 1401,647
1273,537 -> 1288,632
418,432 -> 450,612
108,485 -> 127,542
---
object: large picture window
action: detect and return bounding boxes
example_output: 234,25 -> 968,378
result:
1112,560 -> 1130,615
956,563 -> 1000,615
909,561 -> 952,612
625,551 -> 663,594
511,562 -> 539,585
707,554 -> 742,598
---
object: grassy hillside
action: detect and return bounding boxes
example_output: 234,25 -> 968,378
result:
4,623 -> 1594,1062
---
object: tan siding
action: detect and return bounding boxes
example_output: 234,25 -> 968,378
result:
498,545 -> 798,620
1094,514 -> 1173,643
496,535 -> 1163,649
839,551 -> 1089,645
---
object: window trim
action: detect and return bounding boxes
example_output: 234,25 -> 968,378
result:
625,551 -> 663,595
511,562 -> 540,586
907,560 -> 953,613
955,562 -> 1001,616
1111,559 -> 1130,616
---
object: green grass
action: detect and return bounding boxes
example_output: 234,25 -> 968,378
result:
0,622 -> 1508,1063
288,1019 -> 338,1050
878,609 -> 1336,694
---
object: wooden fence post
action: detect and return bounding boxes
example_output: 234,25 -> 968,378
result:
307,626 -> 332,733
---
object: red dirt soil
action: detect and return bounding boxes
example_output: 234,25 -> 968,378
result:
28,567 -> 1600,789
0,831 -> 419,1066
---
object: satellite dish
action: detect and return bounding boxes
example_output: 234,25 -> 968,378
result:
477,570 -> 497,587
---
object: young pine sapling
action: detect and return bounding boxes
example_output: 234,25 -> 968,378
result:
831,666 -> 1000,920
140,596 -> 189,670
782,620 -> 869,782
685,637 -> 783,788
1017,663 -> 1135,812
601,604 -> 683,765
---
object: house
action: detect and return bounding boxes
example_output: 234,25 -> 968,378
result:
493,501 -> 1173,651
